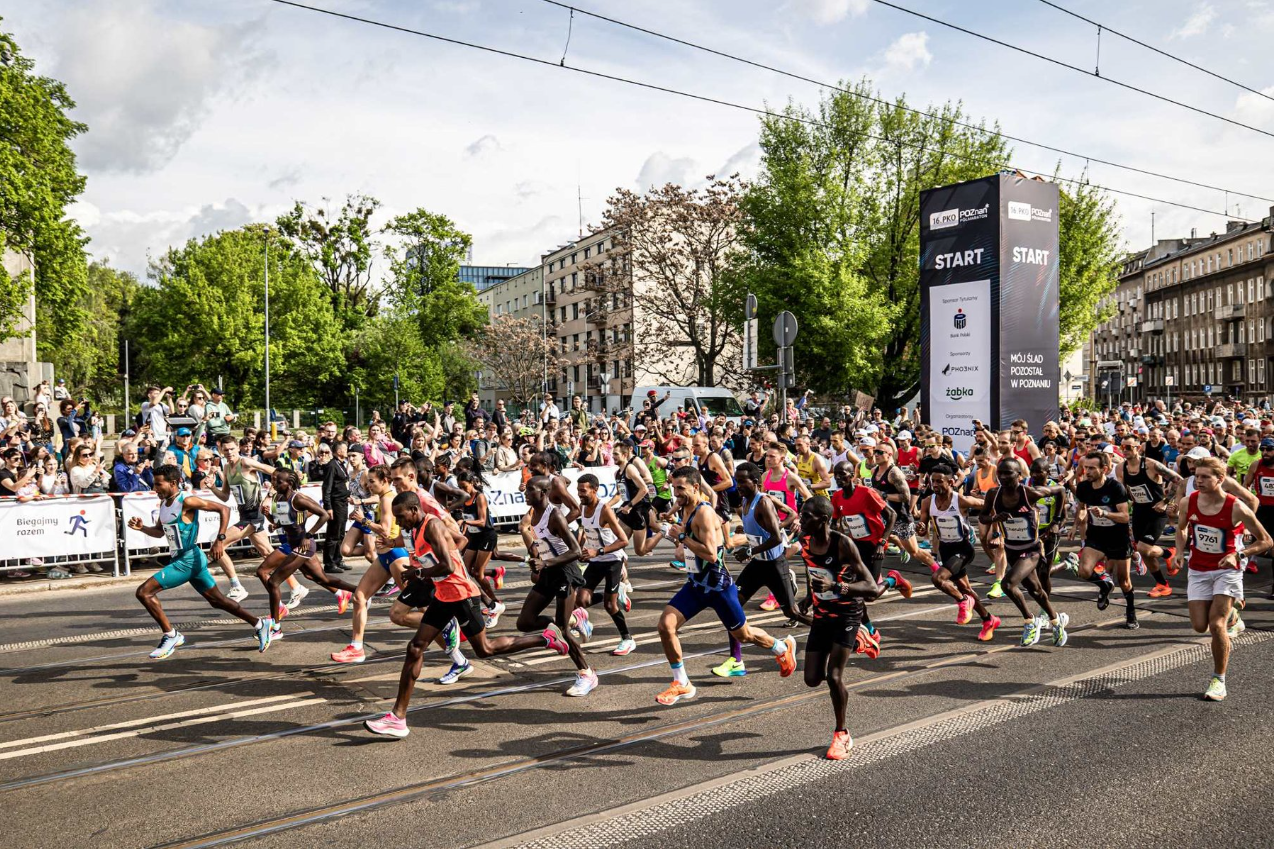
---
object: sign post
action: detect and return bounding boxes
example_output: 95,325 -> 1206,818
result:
1165,373 -> 1174,410
743,294 -> 758,372
773,311 -> 798,424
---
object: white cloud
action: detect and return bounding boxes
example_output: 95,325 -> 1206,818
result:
717,142 -> 761,180
636,152 -> 700,189
1171,3 -> 1217,39
465,134 -> 503,157
1233,84 -> 1274,124
785,0 -> 869,25
76,198 -> 265,276
47,0 -> 268,174
882,31 -> 932,73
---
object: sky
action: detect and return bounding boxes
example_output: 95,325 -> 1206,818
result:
6,0 -> 1274,277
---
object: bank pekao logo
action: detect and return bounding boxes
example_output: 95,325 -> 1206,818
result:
945,386 -> 973,399
953,308 -> 967,329
929,208 -> 959,230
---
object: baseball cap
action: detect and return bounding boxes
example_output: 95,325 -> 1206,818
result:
896,430 -> 913,441
175,427 -> 192,437
288,439 -> 304,449
634,423 -> 647,431
1078,418 -> 1092,427
210,386 -> 223,395
1186,446 -> 1211,460
639,440 -> 654,449
56,378 -> 65,384
647,389 -> 658,397
859,437 -> 877,448
1261,438 -> 1274,450
864,424 -> 879,434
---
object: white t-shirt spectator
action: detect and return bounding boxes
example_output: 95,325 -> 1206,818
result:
540,401 -> 561,424
143,401 -> 170,443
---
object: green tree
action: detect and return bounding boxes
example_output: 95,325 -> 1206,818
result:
383,208 -> 486,347
346,308 -> 444,413
128,226 -> 345,409
276,194 -> 381,330
0,23 -> 90,347
1057,175 -> 1121,357
41,260 -> 139,403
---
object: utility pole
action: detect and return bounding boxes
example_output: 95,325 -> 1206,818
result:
122,340 -> 130,429
264,232 -> 273,439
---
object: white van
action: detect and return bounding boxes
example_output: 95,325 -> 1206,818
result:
628,386 -> 745,427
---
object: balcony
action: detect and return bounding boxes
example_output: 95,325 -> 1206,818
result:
1215,302 -> 1246,321
1216,342 -> 1246,358
585,301 -> 609,325
545,286 -> 556,304
1140,319 -> 1164,334
1127,347 -> 1141,359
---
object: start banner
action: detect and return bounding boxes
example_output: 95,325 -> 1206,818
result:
486,466 -> 619,522
0,495 -> 117,559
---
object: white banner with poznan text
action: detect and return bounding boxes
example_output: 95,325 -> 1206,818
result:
0,495 -> 117,559
486,466 -> 619,522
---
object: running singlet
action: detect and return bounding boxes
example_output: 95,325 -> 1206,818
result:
621,458 -> 648,504
800,530 -> 864,619
796,452 -> 827,494
266,492 -> 306,546
762,468 -> 797,512
1252,463 -> 1274,507
1012,443 -> 1034,468
831,486 -> 887,543
159,493 -> 199,554
461,494 -> 492,532
1184,492 -> 1243,572
410,516 -> 478,602
581,503 -> 625,562
973,465 -> 997,494
1122,460 -> 1164,511
225,461 -> 262,515
896,447 -> 920,491
871,465 -> 911,519
646,458 -> 672,501
531,506 -> 570,560
683,502 -> 732,591
929,492 -> 973,545
990,485 -> 1040,551
740,492 -> 785,561
1035,481 -> 1062,533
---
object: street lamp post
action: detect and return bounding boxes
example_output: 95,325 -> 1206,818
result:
264,233 -> 272,438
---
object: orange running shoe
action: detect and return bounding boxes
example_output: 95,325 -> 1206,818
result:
1163,547 -> 1178,577
977,615 -> 1001,642
336,589 -> 353,615
775,636 -> 797,677
656,681 -> 697,706
760,593 -> 779,611
1147,584 -> 1173,599
276,602 -> 289,621
826,730 -> 854,760
887,570 -> 913,599
493,565 -> 506,590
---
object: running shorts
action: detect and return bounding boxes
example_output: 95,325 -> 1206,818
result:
396,577 -> 436,609
736,558 -> 798,609
1084,530 -> 1131,561
422,596 -> 486,639
806,611 -> 864,653
668,580 -> 747,632
531,561 -> 586,600
852,539 -> 884,580
377,547 -> 410,569
278,537 -> 317,559
618,503 -> 649,532
234,506 -> 263,531
583,558 -> 625,595
1131,511 -> 1168,546
892,512 -> 917,541
1187,568 -> 1244,603
153,548 -> 216,594
652,496 -> 673,515
465,527 -> 498,552
937,540 -> 976,580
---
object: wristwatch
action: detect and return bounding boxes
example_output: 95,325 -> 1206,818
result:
216,533 -> 226,541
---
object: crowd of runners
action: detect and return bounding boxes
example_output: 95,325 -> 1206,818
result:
107,389 -> 1274,759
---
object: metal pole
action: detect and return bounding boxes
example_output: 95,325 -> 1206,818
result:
355,386 -> 360,427
122,340 -> 130,431
264,234 -> 272,439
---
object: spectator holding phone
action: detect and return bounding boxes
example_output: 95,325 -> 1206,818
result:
57,397 -> 94,455
112,443 -> 154,492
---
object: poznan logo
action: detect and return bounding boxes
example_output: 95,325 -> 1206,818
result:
929,208 -> 959,230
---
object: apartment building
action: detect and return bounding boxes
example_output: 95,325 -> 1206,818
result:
475,265 -> 545,406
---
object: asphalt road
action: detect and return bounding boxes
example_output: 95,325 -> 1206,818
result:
0,538 -> 1270,849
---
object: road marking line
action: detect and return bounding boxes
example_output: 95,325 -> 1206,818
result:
0,695 -> 300,751
0,698 -> 327,761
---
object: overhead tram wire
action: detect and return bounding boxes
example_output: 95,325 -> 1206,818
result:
868,0 -> 1274,142
1035,0 -> 1274,105
265,0 -> 1256,222
537,0 -> 1274,205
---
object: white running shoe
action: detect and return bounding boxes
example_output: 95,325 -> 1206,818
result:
149,631 -> 185,659
227,584 -> 250,602
285,585 -> 310,611
566,669 -> 599,697
612,637 -> 637,656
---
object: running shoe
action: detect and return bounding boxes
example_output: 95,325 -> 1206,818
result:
617,580 -> 633,612
1226,610 -> 1246,640
149,631 -> 185,659
898,548 -> 912,564
1203,676 -> 1227,702
886,544 -> 901,555
256,617 -> 274,653
1052,612 -> 1069,647
439,661 -> 473,685
656,681 -> 697,706
886,570 -> 913,599
955,594 -> 974,625
364,712 -> 409,738
227,584 -> 250,602
276,602 -> 289,621
493,565 -> 506,590
485,600 -> 507,630
1063,552 -> 1080,574
571,608 -> 593,642
669,559 -> 687,572
331,644 -> 366,663
759,593 -> 779,611
977,615 -> 1001,642
336,589 -> 353,615
918,540 -> 932,550
775,636 -> 797,677
1034,611 -> 1051,634
285,584 -> 309,611
375,580 -> 400,598
48,568 -> 72,580
441,619 -> 460,653
826,730 -> 853,760
270,622 -> 283,641
1147,583 -> 1173,599
1096,579 -> 1113,611
612,637 -> 637,656
1126,612 -> 1140,630
1019,619 -> 1041,647
542,624 -> 570,655
566,669 -> 599,696
987,580 -> 1004,599
1132,551 -> 1147,577
855,626 -> 880,659
1163,546 -> 1178,577
711,657 -> 747,677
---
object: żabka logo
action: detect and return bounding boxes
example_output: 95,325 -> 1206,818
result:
953,309 -> 967,329
945,387 -> 973,399
929,208 -> 959,230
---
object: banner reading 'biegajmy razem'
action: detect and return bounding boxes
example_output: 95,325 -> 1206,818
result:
919,173 -> 1059,452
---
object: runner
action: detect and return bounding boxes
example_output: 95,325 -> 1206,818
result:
1071,451 -> 1137,629
455,469 -> 504,625
363,491 -> 564,738
917,463 -> 999,640
1243,437 -> 1274,598
796,495 -> 885,760
1116,435 -> 1180,598
794,435 -> 832,497
1176,457 -> 1272,701
714,462 -> 813,678
654,466 -> 797,705
517,475 -> 597,697
1029,458 -> 1066,598
870,443 -> 935,570
575,473 -> 636,655
255,468 -> 358,631
693,432 -> 735,524
981,458 -> 1069,647
611,442 -> 655,577
130,465 -> 272,659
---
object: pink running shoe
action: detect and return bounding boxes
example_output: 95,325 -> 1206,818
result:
331,644 -> 366,664
956,594 -> 974,625
543,625 -> 570,655
977,615 -> 1001,642
364,712 -> 409,738
336,589 -> 353,615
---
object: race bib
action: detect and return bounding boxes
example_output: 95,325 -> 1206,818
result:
807,566 -> 838,601
745,533 -> 764,548
902,466 -> 917,481
1192,524 -> 1225,555
1089,511 -> 1115,527
1260,478 -> 1274,497
1036,503 -> 1052,526
162,524 -> 183,554
1003,517 -> 1033,543
840,514 -> 870,540
534,539 -> 554,558
1128,484 -> 1153,504
584,528 -> 604,549
935,515 -> 965,544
